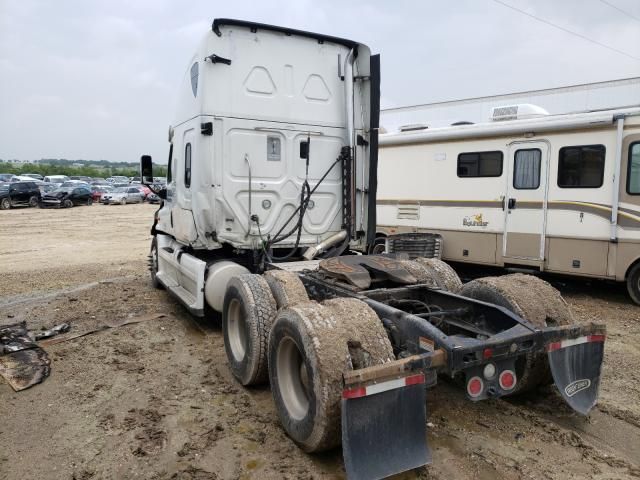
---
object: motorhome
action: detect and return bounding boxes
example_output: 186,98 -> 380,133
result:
376,105 -> 640,303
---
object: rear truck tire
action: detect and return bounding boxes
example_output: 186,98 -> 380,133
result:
0,198 -> 10,210
459,273 -> 573,394
399,260 -> 439,288
626,262 -> 640,305
29,196 -> 38,207
149,237 -> 162,289
264,270 -> 309,309
268,298 -> 393,452
223,274 -> 277,386
62,199 -> 73,208
414,257 -> 463,293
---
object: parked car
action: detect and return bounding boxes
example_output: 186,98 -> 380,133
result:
0,174 -> 15,183
38,183 -> 59,195
70,176 -> 93,182
43,175 -> 69,184
40,186 -> 93,208
61,180 -> 92,190
91,185 -> 113,202
146,192 -> 161,204
0,181 -> 42,209
101,187 -> 144,205
22,173 -> 44,180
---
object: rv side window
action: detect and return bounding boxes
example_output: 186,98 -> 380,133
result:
557,145 -> 605,188
457,151 -> 503,177
628,142 -> 640,195
184,143 -> 192,188
513,149 -> 541,189
167,144 -> 173,183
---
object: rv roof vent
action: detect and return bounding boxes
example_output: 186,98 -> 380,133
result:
399,123 -> 429,132
491,104 -> 549,121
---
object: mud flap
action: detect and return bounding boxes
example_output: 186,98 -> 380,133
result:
547,334 -> 605,415
342,377 -> 431,480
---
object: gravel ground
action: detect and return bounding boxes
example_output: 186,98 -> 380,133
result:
0,204 -> 638,480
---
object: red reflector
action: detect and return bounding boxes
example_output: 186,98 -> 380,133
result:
588,334 -> 605,343
483,348 -> 493,360
547,341 -> 562,352
499,370 -> 516,390
342,386 -> 366,399
405,373 -> 425,386
467,376 -> 483,397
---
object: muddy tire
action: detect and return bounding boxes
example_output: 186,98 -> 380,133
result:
149,238 -> 162,289
268,298 -> 393,452
264,270 -> 309,309
460,273 -> 573,394
626,262 -> 640,305
414,257 -> 463,293
0,198 -> 10,210
223,274 -> 277,386
399,260 -> 439,288
29,196 -> 39,207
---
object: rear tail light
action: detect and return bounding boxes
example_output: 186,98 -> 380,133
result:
466,376 -> 484,398
499,370 -> 516,391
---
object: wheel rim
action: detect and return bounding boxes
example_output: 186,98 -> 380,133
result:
29,197 -> 38,207
276,336 -> 310,420
1,199 -> 9,209
372,243 -> 385,255
227,298 -> 248,362
64,200 -> 72,208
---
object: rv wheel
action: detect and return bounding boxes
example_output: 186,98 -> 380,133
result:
460,274 -> 573,393
268,298 -> 393,452
222,274 -> 277,386
627,263 -> 640,305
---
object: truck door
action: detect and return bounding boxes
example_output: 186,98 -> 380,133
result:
503,141 -> 549,261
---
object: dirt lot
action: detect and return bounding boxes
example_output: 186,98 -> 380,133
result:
1,204 -> 639,480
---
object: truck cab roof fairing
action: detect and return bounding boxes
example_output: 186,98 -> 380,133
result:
212,18 -> 360,51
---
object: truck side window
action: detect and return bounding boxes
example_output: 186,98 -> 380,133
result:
558,145 -> 605,188
513,149 -> 541,189
167,144 -> 173,183
457,151 -> 503,177
185,143 -> 192,188
628,142 -> 640,195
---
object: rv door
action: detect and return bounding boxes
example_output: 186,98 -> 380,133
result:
503,141 -> 549,262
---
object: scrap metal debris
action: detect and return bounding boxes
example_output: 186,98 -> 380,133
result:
0,322 -> 51,391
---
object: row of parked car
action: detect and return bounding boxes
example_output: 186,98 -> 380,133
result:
0,174 -> 164,210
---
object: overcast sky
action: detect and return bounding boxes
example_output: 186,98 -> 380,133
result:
1,0 -> 639,164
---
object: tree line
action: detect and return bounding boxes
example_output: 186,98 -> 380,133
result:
0,161 -> 167,179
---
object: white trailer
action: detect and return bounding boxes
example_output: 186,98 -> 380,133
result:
140,20 -> 608,479
377,105 -> 640,303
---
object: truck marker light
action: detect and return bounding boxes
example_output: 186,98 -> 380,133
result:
482,348 -> 493,359
342,373 -> 425,399
483,363 -> 496,379
499,370 -> 516,390
546,334 -> 605,353
466,376 -> 483,397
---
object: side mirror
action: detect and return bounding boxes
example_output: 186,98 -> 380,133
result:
140,155 -> 153,185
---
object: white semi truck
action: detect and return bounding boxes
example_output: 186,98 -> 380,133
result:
140,19 -> 607,480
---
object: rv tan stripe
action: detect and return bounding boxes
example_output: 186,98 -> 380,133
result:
378,199 -> 640,226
